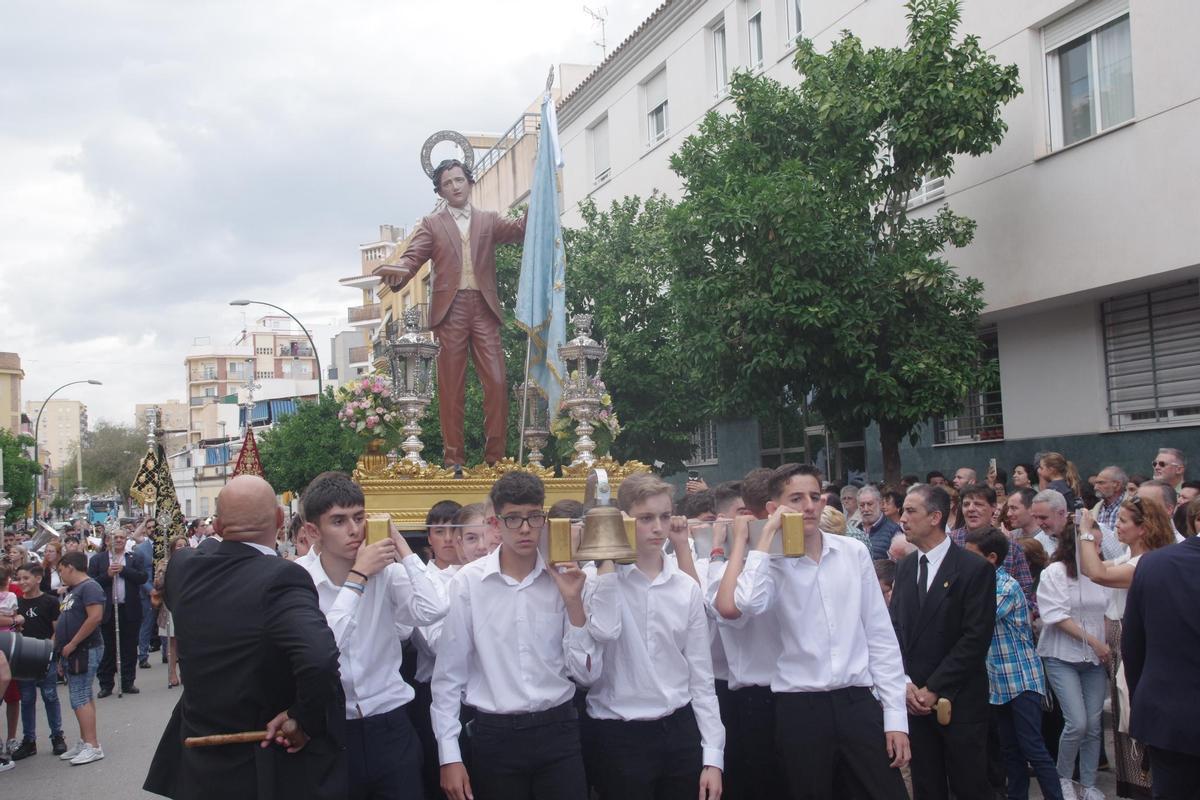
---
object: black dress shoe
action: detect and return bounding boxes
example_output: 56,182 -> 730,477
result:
97,688 -> 113,699
122,685 -> 141,694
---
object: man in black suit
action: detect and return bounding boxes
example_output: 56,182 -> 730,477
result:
1122,535 -> 1200,797
144,475 -> 347,800
88,527 -> 148,696
890,484 -> 996,800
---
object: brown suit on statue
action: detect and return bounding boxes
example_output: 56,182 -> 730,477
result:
376,205 -> 526,465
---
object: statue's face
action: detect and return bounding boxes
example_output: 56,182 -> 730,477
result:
437,165 -> 471,208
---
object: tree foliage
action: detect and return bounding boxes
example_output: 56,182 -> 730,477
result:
258,393 -> 363,495
0,430 -> 40,524
564,196 -> 704,471
668,0 -> 1021,483
63,422 -> 147,504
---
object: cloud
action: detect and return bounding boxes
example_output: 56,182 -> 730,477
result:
0,0 -> 655,425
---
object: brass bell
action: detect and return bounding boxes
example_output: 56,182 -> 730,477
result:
574,505 -> 637,563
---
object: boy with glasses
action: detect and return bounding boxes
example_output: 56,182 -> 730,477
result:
433,472 -> 599,800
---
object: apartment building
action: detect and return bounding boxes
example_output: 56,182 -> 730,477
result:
0,352 -> 23,437
25,398 -> 87,493
556,0 -> 1200,482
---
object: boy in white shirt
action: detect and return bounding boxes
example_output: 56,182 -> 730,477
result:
299,471 -> 449,800
715,462 -> 910,800
433,472 -> 598,800
585,472 -> 724,800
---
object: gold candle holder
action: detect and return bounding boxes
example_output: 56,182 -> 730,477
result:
781,513 -> 805,557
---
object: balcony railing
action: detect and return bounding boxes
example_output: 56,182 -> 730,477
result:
376,304 -> 432,342
189,396 -> 216,407
279,344 -> 314,357
190,370 -> 218,381
348,345 -> 370,364
473,113 -> 540,178
348,302 -> 382,324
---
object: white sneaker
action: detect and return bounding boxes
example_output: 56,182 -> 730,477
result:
59,740 -> 85,760
0,758 -> 13,773
69,744 -> 104,766
1081,788 -> 1106,800
2,740 -> 12,757
1060,778 -> 1079,800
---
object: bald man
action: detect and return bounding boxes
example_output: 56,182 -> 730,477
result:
145,476 -> 347,800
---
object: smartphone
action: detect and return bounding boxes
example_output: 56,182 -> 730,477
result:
988,457 -> 997,475
688,470 -> 700,482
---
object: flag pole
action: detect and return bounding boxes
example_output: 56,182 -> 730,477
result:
518,337 -> 533,464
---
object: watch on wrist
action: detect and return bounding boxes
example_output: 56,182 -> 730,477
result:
1078,532 -> 1096,542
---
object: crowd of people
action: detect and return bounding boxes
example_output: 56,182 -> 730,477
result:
0,445 -> 1196,800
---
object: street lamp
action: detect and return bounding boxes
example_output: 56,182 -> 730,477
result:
229,299 -> 323,395
33,379 -> 102,523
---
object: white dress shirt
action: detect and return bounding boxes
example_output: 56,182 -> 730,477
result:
431,546 -> 599,765
448,203 -> 472,235
242,541 -> 278,557
704,559 -> 782,690
414,561 -> 459,683
1034,530 -> 1059,558
303,553 -> 448,719
737,533 -> 909,733
585,558 -> 725,770
917,535 -> 953,591
1036,561 -> 1109,665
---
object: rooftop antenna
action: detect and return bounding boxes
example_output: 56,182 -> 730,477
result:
584,5 -> 608,59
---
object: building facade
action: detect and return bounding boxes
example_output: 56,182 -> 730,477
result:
185,314 -> 319,444
25,398 -> 87,493
0,352 -> 23,437
556,0 -> 1200,484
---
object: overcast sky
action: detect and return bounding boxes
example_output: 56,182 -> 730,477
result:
0,0 -> 654,426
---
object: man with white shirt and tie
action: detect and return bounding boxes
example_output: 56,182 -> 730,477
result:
433,472 -> 598,800
583,472 -> 724,800
891,484 -> 995,800
88,528 -> 147,697
715,462 -> 910,800
298,472 -> 449,800
374,158 -> 527,467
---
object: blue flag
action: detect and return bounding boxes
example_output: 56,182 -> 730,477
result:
515,91 -> 568,423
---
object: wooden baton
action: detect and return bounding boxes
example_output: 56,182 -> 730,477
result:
185,731 -> 268,747
185,718 -> 298,748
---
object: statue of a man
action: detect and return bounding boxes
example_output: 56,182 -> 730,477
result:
375,159 -> 526,467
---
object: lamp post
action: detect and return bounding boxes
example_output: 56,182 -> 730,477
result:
229,299 -> 323,395
33,379 -> 102,523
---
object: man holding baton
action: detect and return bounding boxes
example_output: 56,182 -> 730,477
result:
144,475 -> 346,800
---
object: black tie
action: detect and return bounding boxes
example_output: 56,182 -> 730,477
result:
917,555 -> 929,606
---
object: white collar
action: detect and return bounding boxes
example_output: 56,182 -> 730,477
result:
448,203 -> 472,219
919,534 -> 953,562
241,541 -> 278,557
482,544 -> 546,587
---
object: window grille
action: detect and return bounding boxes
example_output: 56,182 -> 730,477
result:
933,329 -> 1004,444
685,420 -> 719,466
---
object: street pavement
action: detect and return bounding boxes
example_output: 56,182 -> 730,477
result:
3,664 -> 178,799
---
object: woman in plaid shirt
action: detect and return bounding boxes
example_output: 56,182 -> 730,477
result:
964,528 -> 1063,800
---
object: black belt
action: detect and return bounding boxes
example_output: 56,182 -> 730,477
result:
473,700 -> 577,730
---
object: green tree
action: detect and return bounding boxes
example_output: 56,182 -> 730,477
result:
63,422 -> 147,505
258,393 -> 363,495
0,430 -> 40,524
668,0 -> 1021,484
564,196 -> 705,471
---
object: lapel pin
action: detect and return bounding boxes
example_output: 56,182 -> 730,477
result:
943,581 -> 950,588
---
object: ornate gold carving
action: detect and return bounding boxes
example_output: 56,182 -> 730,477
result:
561,456 -> 649,480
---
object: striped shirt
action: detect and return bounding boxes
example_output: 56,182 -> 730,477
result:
950,527 -> 1038,617
987,567 -> 1046,705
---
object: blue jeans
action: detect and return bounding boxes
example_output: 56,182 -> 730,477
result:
138,586 -> 155,661
19,661 -> 64,741
1044,657 -> 1106,789
995,691 -> 1062,800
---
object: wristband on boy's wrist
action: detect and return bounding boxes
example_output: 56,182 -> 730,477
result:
348,569 -> 369,581
343,581 -> 366,594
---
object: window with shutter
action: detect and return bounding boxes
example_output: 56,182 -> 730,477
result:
644,69 -> 669,144
590,116 -> 610,183
1103,280 -> 1200,429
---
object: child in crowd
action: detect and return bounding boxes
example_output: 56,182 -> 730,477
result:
452,503 -> 492,564
12,564 -> 65,760
964,528 -> 1062,800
